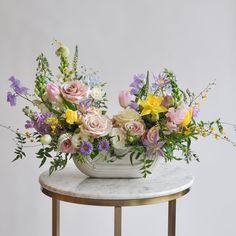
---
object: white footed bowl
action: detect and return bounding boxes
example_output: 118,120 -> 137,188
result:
73,151 -> 160,178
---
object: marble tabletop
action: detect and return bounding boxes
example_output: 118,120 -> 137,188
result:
39,164 -> 194,200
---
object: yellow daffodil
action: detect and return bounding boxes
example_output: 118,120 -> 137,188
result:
138,94 -> 167,118
180,107 -> 193,127
65,109 -> 78,125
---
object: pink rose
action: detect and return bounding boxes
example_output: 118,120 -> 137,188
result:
46,84 -> 63,103
58,133 -> 76,153
166,121 -> 178,133
119,91 -> 131,108
60,81 -> 89,104
122,121 -> 145,137
142,126 -> 160,144
161,95 -> 173,108
166,104 -> 187,124
80,114 -> 112,137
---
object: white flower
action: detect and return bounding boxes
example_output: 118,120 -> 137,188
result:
71,133 -> 88,148
90,87 -> 103,100
40,134 -> 52,145
110,128 -> 126,150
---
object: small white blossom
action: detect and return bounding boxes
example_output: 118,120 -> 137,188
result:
40,134 -> 52,145
90,87 -> 103,100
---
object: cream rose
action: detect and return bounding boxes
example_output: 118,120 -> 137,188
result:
60,81 -> 89,104
122,121 -> 145,137
113,108 -> 141,126
80,114 -> 112,137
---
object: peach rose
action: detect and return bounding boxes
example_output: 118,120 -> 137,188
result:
122,121 -> 145,137
80,114 -> 112,137
60,81 -> 89,104
142,126 -> 160,144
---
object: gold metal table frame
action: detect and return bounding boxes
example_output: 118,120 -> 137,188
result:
41,187 -> 190,236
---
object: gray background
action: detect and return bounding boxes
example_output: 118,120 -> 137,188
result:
0,0 -> 236,235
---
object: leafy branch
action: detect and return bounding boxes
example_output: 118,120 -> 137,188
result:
49,153 -> 71,175
13,132 -> 26,162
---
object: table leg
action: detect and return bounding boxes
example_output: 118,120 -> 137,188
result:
168,199 -> 176,236
52,198 -> 60,236
114,206 -> 122,236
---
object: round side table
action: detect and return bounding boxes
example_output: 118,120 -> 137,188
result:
39,165 -> 194,236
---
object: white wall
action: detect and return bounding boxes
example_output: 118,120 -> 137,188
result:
0,0 -> 236,235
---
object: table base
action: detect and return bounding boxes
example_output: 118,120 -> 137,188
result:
52,198 -> 176,236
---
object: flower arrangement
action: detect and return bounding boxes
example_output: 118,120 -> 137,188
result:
3,42 -> 235,177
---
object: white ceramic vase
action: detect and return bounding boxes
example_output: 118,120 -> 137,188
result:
73,150 -> 160,178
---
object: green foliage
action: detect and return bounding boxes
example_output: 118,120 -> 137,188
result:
58,55 -> 69,80
140,158 -> 154,178
13,132 -> 26,162
36,146 -> 54,168
143,71 -> 150,97
49,153 -> 71,175
134,71 -> 150,103
73,45 -> 79,78
35,53 -> 53,97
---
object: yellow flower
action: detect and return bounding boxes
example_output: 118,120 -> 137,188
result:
180,107 -> 193,127
138,94 -> 167,118
184,127 -> 191,136
45,117 -> 61,135
65,109 -> 78,125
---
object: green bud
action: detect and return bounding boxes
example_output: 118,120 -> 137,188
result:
56,46 -> 70,58
127,136 -> 135,143
34,88 -> 39,95
151,114 -> 159,122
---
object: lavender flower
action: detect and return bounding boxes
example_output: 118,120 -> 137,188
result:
29,113 -> 53,135
151,73 -> 171,93
130,74 -> 145,95
128,102 -> 139,110
98,140 -> 110,152
155,73 -> 170,87
25,120 -> 34,129
143,133 -> 165,157
192,105 -> 200,118
79,141 -> 93,155
145,141 -> 165,157
9,76 -> 28,95
7,92 -> 16,106
78,98 -> 92,109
